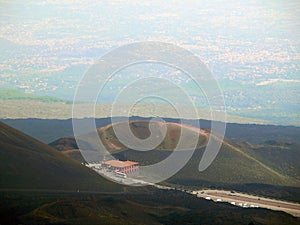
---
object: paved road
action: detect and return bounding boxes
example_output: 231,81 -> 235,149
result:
194,189 -> 300,217
89,164 -> 300,217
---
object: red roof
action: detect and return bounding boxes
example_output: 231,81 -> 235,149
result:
103,160 -> 139,168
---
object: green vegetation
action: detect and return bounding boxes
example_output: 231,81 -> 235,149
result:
98,120 -> 208,154
1,121 -> 300,224
94,120 -> 299,187
240,142 -> 300,181
113,143 -> 299,189
3,118 -> 300,204
48,120 -> 300,192
0,89 -> 71,103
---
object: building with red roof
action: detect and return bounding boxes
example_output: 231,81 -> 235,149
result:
103,160 -> 139,174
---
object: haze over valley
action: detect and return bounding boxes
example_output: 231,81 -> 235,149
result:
1,0 -> 299,224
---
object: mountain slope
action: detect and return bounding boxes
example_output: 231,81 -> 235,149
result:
0,121 -> 122,192
170,139 -> 298,186
95,120 -> 299,187
49,120 -> 299,187
240,141 -> 300,181
49,138 -> 85,163
49,137 -> 79,151
98,120 -> 208,154
2,189 -> 300,225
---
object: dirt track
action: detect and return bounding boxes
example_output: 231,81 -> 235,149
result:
195,189 -> 300,217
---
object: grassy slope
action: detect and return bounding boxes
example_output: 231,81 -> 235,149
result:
0,89 -> 70,103
52,120 -> 299,187
240,142 -> 300,181
97,121 -> 299,187
171,141 -> 298,186
0,121 -> 122,192
98,120 -> 208,154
